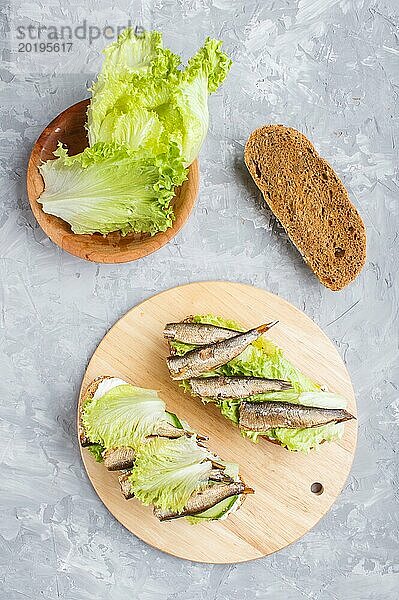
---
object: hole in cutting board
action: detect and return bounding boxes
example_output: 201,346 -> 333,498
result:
311,482 -> 324,495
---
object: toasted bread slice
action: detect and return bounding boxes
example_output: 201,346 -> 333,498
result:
245,125 -> 366,291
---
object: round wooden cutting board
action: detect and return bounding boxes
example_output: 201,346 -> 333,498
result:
78,281 -> 357,563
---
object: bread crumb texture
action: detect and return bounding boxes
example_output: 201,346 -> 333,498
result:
244,125 -> 366,291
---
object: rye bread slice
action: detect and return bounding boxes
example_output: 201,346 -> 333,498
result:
244,125 -> 366,291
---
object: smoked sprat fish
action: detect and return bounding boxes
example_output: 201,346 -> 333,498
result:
164,315 -> 355,452
208,468 -> 234,483
164,321 -> 241,345
239,401 -> 355,431
103,447 -> 136,471
166,322 -> 278,380
153,482 -> 254,521
152,420 -> 207,440
189,375 -> 292,399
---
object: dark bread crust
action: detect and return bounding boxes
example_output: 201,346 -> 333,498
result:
244,125 -> 366,291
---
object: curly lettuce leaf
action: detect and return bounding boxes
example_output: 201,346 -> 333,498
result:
82,384 -> 166,449
216,338 -> 319,393
170,340 -> 196,356
252,423 -> 345,452
38,142 -> 187,235
87,30 -> 231,165
88,61 -> 178,148
87,443 -> 105,462
100,30 -> 181,83
177,314 -> 348,452
128,436 -> 212,512
192,314 -> 243,329
173,38 -> 232,165
101,29 -> 164,75
94,107 -> 165,153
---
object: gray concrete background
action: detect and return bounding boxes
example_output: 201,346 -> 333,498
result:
1,0 -> 398,598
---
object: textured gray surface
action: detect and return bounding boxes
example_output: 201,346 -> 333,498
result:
1,0 -> 398,598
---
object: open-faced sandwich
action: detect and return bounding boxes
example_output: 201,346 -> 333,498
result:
164,316 -> 355,453
79,376 -> 253,523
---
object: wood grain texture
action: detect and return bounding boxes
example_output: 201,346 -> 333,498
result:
78,281 -> 357,563
26,99 -> 199,263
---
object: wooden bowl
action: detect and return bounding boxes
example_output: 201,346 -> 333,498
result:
27,99 -> 199,263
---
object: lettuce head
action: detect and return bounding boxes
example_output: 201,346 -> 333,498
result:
87,30 -> 232,166
39,29 -> 231,237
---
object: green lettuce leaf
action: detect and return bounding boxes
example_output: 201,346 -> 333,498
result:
170,340 -> 196,356
178,314 -> 348,452
191,314 -> 242,329
94,107 -> 165,152
87,29 -> 156,144
82,384 -> 166,449
128,436 -> 213,512
216,338 -> 319,393
87,31 -> 232,165
38,142 -> 187,235
173,38 -> 232,165
252,423 -> 345,452
101,29 -> 164,75
87,60 -> 178,148
87,443 -> 105,462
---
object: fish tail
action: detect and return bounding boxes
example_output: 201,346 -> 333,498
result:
256,320 -> 278,334
342,409 -> 356,422
243,487 -> 255,494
